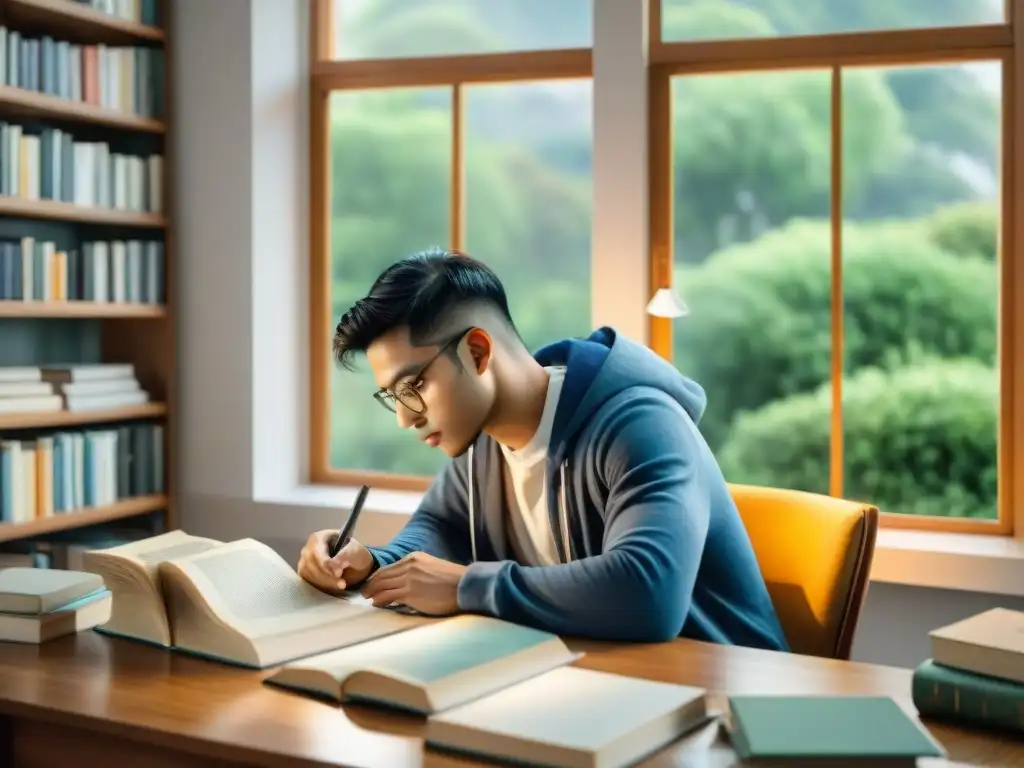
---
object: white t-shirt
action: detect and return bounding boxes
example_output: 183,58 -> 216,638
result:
500,366 -> 566,567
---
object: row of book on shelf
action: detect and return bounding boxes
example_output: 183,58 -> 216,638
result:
74,0 -> 161,26
72,0 -> 162,27
0,120 -> 163,212
3,529 -> 999,767
0,417 -> 164,524
0,236 -> 164,304
0,23 -> 164,119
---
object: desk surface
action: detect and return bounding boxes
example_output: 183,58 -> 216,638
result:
0,631 -> 1018,768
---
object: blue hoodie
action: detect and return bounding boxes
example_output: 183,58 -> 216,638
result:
364,327 -> 790,649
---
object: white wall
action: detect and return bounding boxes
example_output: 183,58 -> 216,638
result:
173,0 -> 308,508
171,0 -> 1024,671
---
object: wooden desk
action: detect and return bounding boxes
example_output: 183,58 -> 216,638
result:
0,631 -> 1018,768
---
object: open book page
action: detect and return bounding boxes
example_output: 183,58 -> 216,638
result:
82,530 -> 225,647
160,538 -> 428,666
268,618 -> 581,712
96,529 -> 225,582
264,615 -> 583,713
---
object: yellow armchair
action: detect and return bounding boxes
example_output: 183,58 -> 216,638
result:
728,483 -> 878,660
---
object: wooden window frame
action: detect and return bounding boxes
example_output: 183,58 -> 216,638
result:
306,0 -> 591,492
308,1 -> 1022,537
647,0 -> 1023,537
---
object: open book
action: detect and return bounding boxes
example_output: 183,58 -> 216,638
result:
263,614 -> 582,714
81,529 -> 222,647
82,530 -> 429,668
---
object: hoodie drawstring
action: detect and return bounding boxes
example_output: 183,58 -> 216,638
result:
559,460 -> 572,563
466,446 -> 572,565
468,444 -> 478,563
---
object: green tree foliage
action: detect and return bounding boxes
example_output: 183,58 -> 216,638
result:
327,0 -> 1003,518
717,359 -> 998,519
671,69 -> 906,262
711,0 -> 1001,35
672,220 -> 997,448
328,91 -> 592,330
338,0 -> 592,57
662,0 -> 776,39
926,201 -> 999,261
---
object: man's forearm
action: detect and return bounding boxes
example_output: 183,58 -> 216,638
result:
456,548 -> 693,642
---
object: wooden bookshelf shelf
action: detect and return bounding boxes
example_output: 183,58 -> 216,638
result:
0,402 -> 167,431
0,1 -> 174,546
0,85 -> 165,133
8,0 -> 165,45
0,301 -> 166,319
0,197 -> 166,227
0,494 -> 167,543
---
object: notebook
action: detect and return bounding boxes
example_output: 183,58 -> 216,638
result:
82,531 -> 430,668
425,666 -> 710,768
727,695 -> 946,766
263,614 -> 582,714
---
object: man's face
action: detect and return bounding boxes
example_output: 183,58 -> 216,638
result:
366,326 -> 494,458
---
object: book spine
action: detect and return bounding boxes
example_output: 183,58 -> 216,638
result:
912,659 -> 1024,735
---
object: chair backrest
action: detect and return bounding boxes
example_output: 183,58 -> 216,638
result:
728,483 -> 878,660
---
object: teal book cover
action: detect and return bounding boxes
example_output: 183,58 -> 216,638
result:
729,695 -> 946,760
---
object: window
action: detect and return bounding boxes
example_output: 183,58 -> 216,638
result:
649,3 -> 1012,534
309,1 -> 592,487
311,1 -> 1021,539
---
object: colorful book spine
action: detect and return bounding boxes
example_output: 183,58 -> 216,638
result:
0,421 -> 164,524
0,237 -> 164,304
0,120 -> 163,211
0,24 -> 164,118
68,0 -> 162,28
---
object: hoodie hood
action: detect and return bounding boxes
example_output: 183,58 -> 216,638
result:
533,326 -> 707,467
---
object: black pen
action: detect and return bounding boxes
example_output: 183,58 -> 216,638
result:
329,484 -> 370,558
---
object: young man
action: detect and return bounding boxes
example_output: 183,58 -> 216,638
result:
297,248 -> 789,649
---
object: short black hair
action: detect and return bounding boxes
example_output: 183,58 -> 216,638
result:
332,247 -> 518,370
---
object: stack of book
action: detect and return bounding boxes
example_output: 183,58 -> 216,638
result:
0,363 -> 149,414
913,607 -> 1024,735
0,566 -> 111,643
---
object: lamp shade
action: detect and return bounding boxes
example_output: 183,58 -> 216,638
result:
646,288 -> 689,318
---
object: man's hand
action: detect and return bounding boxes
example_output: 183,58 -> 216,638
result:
360,551 -> 467,616
297,529 -> 374,595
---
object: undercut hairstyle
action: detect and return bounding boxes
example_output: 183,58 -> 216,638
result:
332,247 -> 519,371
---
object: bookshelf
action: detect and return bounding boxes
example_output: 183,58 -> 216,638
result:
0,0 -> 173,553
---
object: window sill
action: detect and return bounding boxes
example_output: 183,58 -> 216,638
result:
870,528 -> 1024,597
260,483 -> 423,515
267,485 -> 1024,598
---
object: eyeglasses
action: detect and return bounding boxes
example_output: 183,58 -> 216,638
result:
373,330 -> 469,414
